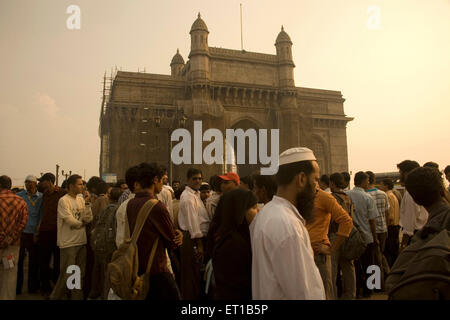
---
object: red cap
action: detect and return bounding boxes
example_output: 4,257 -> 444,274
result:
218,172 -> 240,185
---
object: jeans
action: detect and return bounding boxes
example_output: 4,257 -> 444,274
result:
355,242 -> 375,297
314,253 -> 334,300
385,225 -> 400,267
89,252 -> 113,299
50,245 -> 86,300
329,234 -> 356,299
16,233 -> 39,294
37,230 -> 60,294
0,245 -> 20,300
374,232 -> 390,290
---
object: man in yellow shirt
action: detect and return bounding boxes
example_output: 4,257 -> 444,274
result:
306,188 -> 353,299
379,178 -> 400,268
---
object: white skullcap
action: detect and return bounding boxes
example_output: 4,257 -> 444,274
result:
25,175 -> 38,183
279,147 -> 316,166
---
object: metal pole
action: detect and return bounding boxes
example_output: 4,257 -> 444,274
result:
240,4 -> 243,51
56,164 -> 60,186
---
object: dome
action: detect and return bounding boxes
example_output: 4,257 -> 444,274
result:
275,26 -> 292,45
190,12 -> 209,33
171,49 -> 185,65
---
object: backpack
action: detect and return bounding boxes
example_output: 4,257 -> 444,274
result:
91,203 -> 118,254
332,192 -> 367,261
107,199 -> 160,300
386,225 -> 450,300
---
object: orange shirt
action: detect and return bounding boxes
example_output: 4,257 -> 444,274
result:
306,189 -> 353,246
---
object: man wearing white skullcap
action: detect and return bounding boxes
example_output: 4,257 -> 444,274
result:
251,147 -> 326,299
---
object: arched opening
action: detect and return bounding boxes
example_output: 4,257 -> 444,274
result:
230,119 -> 262,179
312,136 -> 329,175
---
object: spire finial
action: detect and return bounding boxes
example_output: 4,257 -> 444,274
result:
198,12 -> 201,18
281,25 -> 284,31
177,48 -> 179,54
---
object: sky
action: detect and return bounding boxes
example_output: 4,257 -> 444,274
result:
1,0 -> 449,187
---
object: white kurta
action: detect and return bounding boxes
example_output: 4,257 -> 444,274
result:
399,190 -> 428,236
178,186 -> 210,238
251,195 -> 325,300
157,185 -> 174,222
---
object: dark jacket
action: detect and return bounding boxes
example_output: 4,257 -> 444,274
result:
212,223 -> 252,300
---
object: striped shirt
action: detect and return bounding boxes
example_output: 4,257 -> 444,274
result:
366,188 -> 389,233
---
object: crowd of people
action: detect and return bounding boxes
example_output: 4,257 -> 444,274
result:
1,148 -> 449,300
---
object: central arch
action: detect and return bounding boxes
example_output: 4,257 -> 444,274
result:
229,118 -> 262,179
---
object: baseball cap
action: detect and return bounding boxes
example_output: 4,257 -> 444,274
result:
25,175 -> 38,183
38,172 -> 56,184
218,172 -> 240,185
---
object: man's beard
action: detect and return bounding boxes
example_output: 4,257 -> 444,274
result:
296,181 -> 317,224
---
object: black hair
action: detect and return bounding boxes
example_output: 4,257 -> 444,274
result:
365,171 -> 375,185
382,178 -> 394,190
444,165 -> 450,175
206,189 -> 257,258
187,168 -> 202,180
276,160 -> 315,186
405,167 -> 443,207
253,174 -> 277,201
115,179 -> 126,188
319,174 -> 330,187
341,172 -> 351,182
329,172 -> 346,189
240,176 -> 254,190
397,160 -> 420,174
354,171 -> 369,187
61,180 -> 68,190
174,185 -> 185,200
86,176 -> 104,194
136,162 -> 164,189
0,175 -> 12,190
199,183 -> 210,191
67,174 -> 82,189
125,165 -> 140,193
209,175 -> 222,192
97,181 -> 109,195
109,187 -> 122,202
172,180 -> 180,185
423,162 -> 439,170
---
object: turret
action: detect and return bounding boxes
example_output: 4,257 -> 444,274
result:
170,49 -> 185,78
275,26 -> 295,88
188,13 -> 210,83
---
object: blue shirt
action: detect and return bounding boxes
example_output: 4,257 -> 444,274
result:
345,187 -> 379,244
17,190 -> 43,234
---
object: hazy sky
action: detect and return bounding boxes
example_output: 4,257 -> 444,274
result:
1,0 -> 449,187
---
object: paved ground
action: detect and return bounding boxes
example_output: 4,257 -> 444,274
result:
16,252 -> 388,301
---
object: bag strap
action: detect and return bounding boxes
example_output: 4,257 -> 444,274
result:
145,237 -> 159,274
130,199 -> 159,244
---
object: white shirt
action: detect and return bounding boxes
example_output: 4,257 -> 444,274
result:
178,186 -> 210,238
251,196 -> 325,300
157,186 -> 174,222
57,194 -> 93,249
399,191 -> 428,236
205,191 -> 221,220
115,193 -> 135,248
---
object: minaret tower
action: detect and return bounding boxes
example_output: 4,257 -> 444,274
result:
275,26 -> 295,88
188,13 -> 210,86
